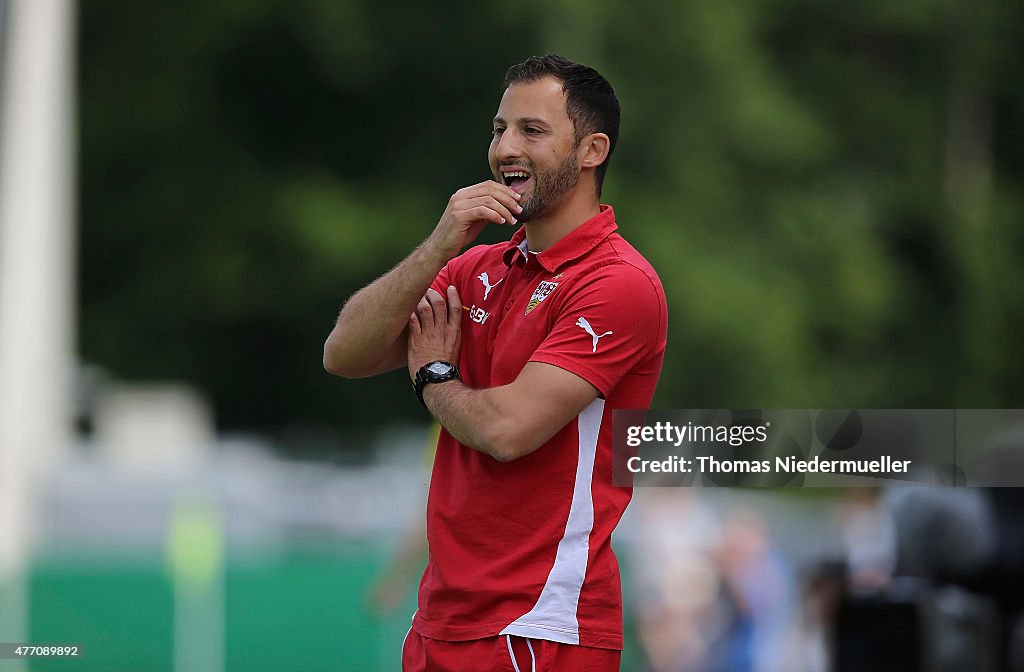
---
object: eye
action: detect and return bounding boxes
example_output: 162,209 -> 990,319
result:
525,127 -> 541,135
492,127 -> 505,136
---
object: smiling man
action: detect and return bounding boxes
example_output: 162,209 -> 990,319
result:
324,55 -> 667,672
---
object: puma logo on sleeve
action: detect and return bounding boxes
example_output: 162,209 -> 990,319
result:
576,316 -> 613,353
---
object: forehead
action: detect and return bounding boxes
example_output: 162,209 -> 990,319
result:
495,76 -> 570,126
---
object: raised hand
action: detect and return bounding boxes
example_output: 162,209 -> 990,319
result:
425,181 -> 523,261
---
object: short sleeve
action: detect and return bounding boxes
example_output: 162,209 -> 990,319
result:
429,262 -> 453,295
529,265 -> 665,397
428,244 -> 490,296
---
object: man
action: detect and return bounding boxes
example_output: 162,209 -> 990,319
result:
324,54 -> 667,672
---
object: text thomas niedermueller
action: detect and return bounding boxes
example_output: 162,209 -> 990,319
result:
624,422 -> 912,475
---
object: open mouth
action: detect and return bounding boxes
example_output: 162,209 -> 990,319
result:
502,169 -> 532,194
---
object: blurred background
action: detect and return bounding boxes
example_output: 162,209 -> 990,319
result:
1,0 -> 1023,670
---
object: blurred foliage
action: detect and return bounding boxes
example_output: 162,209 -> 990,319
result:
78,0 -> 1024,437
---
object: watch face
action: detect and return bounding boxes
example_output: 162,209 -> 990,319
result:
427,362 -> 453,376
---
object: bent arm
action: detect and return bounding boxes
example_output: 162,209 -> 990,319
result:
423,362 -> 600,462
324,242 -> 448,378
324,181 -> 522,379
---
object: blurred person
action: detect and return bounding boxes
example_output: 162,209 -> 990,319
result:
633,501 -> 799,672
884,486 -> 995,585
799,561 -> 848,672
711,508 -> 799,672
325,54 -> 667,672
793,489 -> 894,672
837,488 -> 896,590
840,482 -> 1005,671
631,489 -> 722,672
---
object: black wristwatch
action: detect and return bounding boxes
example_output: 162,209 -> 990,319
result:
413,361 -> 461,406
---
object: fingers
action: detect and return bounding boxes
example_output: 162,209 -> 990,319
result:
460,179 -> 522,205
409,288 -> 461,371
459,206 -> 504,226
479,181 -> 523,218
460,195 -> 519,226
413,286 -> 462,334
453,181 -> 523,225
425,288 -> 447,324
446,285 -> 462,326
416,296 -> 434,329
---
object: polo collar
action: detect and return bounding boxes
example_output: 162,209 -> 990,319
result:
501,205 -> 618,272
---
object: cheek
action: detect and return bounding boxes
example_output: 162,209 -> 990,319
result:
487,141 -> 499,171
557,139 -> 576,163
536,142 -> 567,170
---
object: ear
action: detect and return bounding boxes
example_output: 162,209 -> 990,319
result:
578,133 -> 610,170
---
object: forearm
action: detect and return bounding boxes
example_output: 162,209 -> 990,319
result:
423,381 -> 514,461
324,240 -> 449,378
411,297 -> 601,463
422,370 -> 597,462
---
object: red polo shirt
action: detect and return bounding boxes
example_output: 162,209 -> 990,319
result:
414,205 -> 667,649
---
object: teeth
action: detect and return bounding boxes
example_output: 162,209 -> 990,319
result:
504,171 -> 529,179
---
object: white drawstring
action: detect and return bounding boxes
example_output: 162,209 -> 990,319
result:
505,635 -> 536,672
505,635 -> 521,672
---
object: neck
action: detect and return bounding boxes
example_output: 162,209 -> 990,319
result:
523,187 -> 601,252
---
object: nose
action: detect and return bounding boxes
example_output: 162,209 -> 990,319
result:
493,128 -> 523,163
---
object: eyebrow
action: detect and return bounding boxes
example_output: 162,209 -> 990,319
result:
492,116 -> 552,128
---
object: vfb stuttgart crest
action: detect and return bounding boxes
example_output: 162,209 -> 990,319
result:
525,281 -> 559,315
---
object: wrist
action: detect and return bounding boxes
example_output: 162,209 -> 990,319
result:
413,361 -> 461,407
418,236 -> 456,268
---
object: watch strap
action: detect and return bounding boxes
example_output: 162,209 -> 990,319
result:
413,361 -> 460,407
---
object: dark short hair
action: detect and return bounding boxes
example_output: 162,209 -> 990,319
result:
503,54 -> 620,196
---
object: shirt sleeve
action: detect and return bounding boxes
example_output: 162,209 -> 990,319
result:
529,265 -> 665,397
429,261 -> 453,296
429,245 -> 486,297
